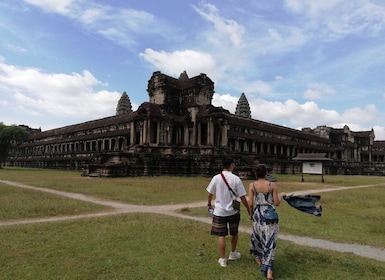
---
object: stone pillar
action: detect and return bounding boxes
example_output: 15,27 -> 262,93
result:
188,107 -> 198,146
130,122 -> 135,145
197,124 -> 201,145
143,120 -> 148,144
167,124 -> 173,145
184,126 -> 189,146
191,124 -> 196,145
235,140 -> 239,151
157,121 -> 161,144
208,118 -> 214,145
221,121 -> 228,147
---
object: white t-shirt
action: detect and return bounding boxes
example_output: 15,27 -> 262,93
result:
206,171 -> 247,217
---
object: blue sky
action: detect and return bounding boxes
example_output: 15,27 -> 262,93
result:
1,0 -> 385,139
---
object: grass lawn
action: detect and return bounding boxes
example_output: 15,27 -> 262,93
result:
0,167 -> 385,279
1,214 -> 384,280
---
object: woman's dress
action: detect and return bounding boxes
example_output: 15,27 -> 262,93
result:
250,183 -> 279,276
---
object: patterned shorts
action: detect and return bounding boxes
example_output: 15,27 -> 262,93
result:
210,212 -> 240,236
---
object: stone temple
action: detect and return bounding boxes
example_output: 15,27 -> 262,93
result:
7,71 -> 385,177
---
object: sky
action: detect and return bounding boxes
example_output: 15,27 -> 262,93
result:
1,1 -> 385,140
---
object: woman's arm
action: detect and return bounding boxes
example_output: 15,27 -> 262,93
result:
272,183 -> 284,206
248,183 -> 254,215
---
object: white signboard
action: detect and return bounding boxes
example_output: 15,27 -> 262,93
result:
302,162 -> 322,174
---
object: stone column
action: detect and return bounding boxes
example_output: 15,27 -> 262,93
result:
130,122 -> 135,145
167,124 -> 173,145
208,118 -> 214,145
143,119 -> 148,144
184,125 -> 189,146
197,124 -> 201,145
157,121 -> 161,144
221,121 -> 228,147
188,107 -> 198,146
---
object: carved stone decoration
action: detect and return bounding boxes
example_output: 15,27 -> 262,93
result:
116,92 -> 132,115
235,92 -> 251,118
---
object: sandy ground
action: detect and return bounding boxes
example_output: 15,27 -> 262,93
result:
1,179 -> 384,262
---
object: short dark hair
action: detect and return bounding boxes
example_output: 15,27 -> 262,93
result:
222,157 -> 234,169
255,164 -> 267,179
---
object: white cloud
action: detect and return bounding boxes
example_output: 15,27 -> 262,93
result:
283,0 -> 385,37
0,99 -> 9,106
5,43 -> 27,53
140,48 -> 218,80
341,105 -> 381,125
284,0 -> 341,15
23,0 -> 75,15
303,83 -> 336,99
373,125 -> 385,140
22,0 -> 172,50
212,91 -> 384,138
193,2 -> 245,47
0,59 -> 121,121
212,93 -> 239,113
240,80 -> 274,96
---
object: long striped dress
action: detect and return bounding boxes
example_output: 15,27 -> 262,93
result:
250,183 -> 279,277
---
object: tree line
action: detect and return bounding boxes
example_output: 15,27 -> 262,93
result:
0,122 -> 28,168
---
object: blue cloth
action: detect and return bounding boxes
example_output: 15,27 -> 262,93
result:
283,194 -> 322,216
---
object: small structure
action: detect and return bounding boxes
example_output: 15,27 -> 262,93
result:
292,153 -> 332,182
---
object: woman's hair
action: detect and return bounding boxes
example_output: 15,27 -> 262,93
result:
255,164 -> 267,179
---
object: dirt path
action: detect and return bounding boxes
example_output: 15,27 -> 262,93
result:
1,180 -> 384,262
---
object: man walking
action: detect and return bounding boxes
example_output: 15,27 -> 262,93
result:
206,157 -> 250,267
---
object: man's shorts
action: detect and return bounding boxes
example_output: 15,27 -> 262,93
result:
210,212 -> 241,236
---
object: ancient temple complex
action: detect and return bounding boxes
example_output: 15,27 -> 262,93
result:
7,71 -> 385,177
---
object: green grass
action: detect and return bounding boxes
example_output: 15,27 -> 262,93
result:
0,167 -> 209,205
0,183 -> 110,220
1,214 -> 384,280
1,167 -> 385,279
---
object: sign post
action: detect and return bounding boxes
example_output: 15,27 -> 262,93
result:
293,153 -> 332,183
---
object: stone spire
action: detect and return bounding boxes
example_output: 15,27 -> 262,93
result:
235,92 -> 251,118
116,92 -> 132,115
178,70 -> 189,80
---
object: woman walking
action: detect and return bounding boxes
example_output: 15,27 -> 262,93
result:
249,164 -> 285,280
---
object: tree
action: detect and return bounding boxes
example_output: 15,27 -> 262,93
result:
0,123 -> 29,168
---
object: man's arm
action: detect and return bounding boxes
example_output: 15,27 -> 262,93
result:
240,196 -> 250,216
207,193 -> 213,209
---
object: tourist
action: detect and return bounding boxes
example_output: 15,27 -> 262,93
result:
248,164 -> 286,280
206,157 -> 250,267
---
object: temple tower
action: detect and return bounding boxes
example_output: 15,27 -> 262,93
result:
116,92 -> 132,115
235,92 -> 251,118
